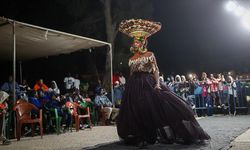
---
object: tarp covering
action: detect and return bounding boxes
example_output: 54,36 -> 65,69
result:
0,17 -> 110,61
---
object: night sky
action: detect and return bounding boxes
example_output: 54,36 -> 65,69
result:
151,0 -> 250,75
1,0 -> 250,78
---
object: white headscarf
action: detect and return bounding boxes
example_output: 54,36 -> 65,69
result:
0,91 -> 9,104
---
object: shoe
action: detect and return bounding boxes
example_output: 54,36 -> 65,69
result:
234,111 -> 236,116
105,119 -> 115,125
136,141 -> 147,149
2,139 -> 11,145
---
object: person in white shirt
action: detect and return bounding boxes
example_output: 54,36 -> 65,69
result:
73,74 -> 80,90
118,72 -> 126,87
48,81 -> 60,96
64,73 -> 75,93
227,75 -> 237,116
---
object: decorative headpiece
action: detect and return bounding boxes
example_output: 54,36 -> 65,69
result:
119,19 -> 162,39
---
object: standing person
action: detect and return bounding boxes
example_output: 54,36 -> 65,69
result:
227,76 -> 237,116
1,76 -> 20,138
190,74 -> 202,111
217,74 -> 224,106
113,81 -> 123,108
118,72 -> 126,86
64,73 -> 75,93
73,74 -> 81,90
167,76 -> 175,92
117,19 -> 210,148
1,75 -> 21,99
201,72 -> 213,116
235,75 -> 243,107
0,91 -> 11,145
112,72 -> 120,86
174,75 -> 182,96
180,75 -> 189,100
210,74 -> 220,107
159,73 -> 167,86
222,75 -> 229,114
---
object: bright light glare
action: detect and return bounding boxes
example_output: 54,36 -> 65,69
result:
233,6 -> 245,16
225,1 -> 237,12
188,74 -> 193,79
225,1 -> 250,31
242,14 -> 250,30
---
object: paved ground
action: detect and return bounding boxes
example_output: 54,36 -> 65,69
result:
89,115 -> 250,150
0,126 -> 119,150
230,128 -> 250,150
0,115 -> 250,150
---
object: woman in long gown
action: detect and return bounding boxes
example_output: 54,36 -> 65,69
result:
117,19 -> 210,147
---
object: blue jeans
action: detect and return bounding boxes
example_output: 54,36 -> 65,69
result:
228,95 -> 236,114
206,94 -> 213,116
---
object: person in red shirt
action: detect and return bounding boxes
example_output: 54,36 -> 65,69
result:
210,74 -> 221,107
33,79 -> 49,92
112,72 -> 120,86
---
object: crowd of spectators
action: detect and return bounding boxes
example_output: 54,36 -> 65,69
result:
162,72 -> 249,116
0,72 -> 126,144
2,70 -> 248,144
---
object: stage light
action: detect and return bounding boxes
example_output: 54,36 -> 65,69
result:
225,1 -> 250,31
225,1 -> 237,12
233,6 -> 245,17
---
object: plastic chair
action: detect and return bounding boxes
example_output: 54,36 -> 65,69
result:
73,103 -> 92,131
43,103 -> 62,135
50,108 -> 62,135
13,103 -> 43,141
96,106 -> 109,126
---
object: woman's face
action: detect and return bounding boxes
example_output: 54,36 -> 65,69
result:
52,82 -> 56,88
202,72 -> 207,78
130,37 -> 146,52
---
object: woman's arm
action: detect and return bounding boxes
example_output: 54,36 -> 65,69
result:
151,53 -> 161,89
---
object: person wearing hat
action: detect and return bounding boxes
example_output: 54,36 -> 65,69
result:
113,81 -> 123,108
117,19 -> 210,148
0,91 -> 11,145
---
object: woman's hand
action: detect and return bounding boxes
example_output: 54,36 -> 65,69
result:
154,83 -> 162,90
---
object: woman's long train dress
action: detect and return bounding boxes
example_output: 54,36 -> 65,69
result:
117,72 -> 210,144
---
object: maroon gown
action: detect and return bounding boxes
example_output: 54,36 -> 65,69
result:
117,52 -> 210,144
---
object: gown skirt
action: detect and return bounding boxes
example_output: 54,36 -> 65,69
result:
117,72 -> 210,144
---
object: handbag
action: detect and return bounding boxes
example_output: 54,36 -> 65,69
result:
194,86 -> 202,95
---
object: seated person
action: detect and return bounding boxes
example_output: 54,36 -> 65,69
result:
48,81 -> 60,96
19,79 -> 31,101
34,79 -> 49,92
60,94 -> 73,132
72,89 -> 92,108
94,88 -> 119,125
28,90 -> 42,109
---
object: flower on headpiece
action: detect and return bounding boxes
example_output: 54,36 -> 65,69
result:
119,19 -> 162,39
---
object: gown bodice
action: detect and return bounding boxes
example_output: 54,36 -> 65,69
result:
128,52 -> 158,75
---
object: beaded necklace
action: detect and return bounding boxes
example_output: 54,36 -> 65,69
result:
128,54 -> 154,67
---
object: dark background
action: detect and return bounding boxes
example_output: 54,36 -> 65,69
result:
1,0 -> 250,87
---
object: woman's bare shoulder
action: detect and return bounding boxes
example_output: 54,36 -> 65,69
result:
145,51 -> 154,56
129,51 -> 154,61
